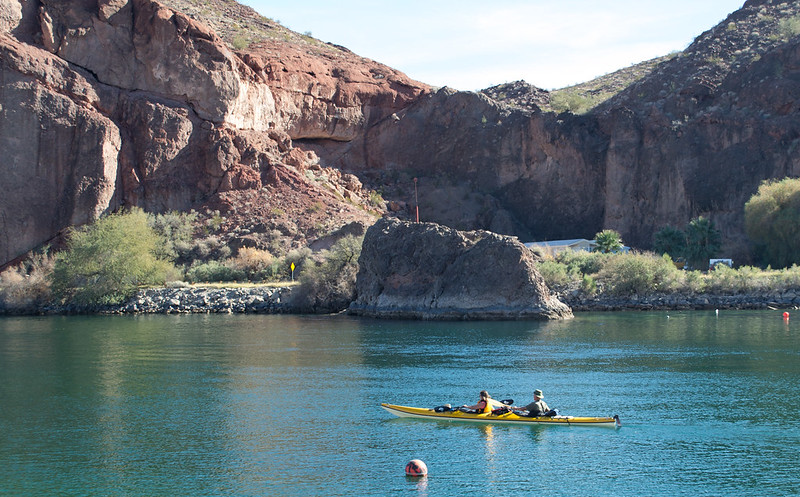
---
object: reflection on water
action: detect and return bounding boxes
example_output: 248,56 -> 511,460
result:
1,311 -> 799,495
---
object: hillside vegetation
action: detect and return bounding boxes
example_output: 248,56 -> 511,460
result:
159,0 -> 337,51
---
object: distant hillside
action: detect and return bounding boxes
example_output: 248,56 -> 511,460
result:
158,0 -> 339,53
548,54 -> 678,114
481,55 -> 677,114
605,0 -> 800,117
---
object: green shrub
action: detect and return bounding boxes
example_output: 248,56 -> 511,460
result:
549,91 -> 595,114
778,15 -> 800,41
177,236 -> 231,266
282,247 -> 314,281
581,274 -> 598,296
682,269 -> 706,294
556,250 -> 608,275
291,236 -> 363,312
707,265 -> 777,294
368,191 -> 385,208
185,261 -> 244,283
52,208 -> 175,305
148,210 -> 198,261
776,265 -> 800,288
745,177 -> 800,268
536,260 -> 572,288
598,252 -> 680,296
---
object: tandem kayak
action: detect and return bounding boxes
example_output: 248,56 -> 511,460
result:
381,403 -> 621,428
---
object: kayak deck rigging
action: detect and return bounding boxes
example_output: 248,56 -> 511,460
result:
381,403 -> 620,428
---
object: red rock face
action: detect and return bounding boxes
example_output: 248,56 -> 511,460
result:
2,0 -> 800,268
0,0 -> 429,266
242,38 -> 429,141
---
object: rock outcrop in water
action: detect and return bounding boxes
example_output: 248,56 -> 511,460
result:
349,218 -> 573,320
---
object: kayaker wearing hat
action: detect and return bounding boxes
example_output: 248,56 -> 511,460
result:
518,389 -> 550,417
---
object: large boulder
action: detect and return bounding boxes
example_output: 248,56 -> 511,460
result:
349,218 -> 572,320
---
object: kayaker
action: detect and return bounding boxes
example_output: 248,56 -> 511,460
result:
461,390 -> 506,414
517,389 -> 550,417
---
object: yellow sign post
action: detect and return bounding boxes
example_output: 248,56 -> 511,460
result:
290,262 -> 295,282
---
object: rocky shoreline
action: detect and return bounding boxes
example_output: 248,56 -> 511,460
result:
561,290 -> 800,312
3,285 -> 799,317
1,286 -> 295,316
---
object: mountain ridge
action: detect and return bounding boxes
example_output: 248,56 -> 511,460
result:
2,0 -> 800,269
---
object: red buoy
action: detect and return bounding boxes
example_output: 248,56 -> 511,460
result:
405,459 -> 428,476
783,311 -> 790,320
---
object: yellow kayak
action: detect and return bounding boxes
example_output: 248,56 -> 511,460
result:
381,403 -> 621,428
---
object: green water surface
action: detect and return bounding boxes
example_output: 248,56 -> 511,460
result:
1,311 -> 798,495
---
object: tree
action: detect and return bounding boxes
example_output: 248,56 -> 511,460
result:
593,229 -> 623,254
653,225 -> 686,259
684,216 -> 722,270
744,177 -> 800,268
52,208 -> 175,305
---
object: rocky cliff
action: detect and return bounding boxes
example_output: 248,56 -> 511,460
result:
304,0 -> 800,263
0,0 -> 428,266
3,0 -> 800,269
349,218 -> 572,320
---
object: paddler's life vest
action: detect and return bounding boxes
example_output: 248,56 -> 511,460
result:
479,398 -> 507,413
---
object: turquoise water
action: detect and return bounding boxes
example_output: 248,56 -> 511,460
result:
1,311 -> 799,495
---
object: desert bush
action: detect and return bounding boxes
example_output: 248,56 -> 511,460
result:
555,250 -> 608,275
775,265 -> 800,288
205,210 -> 224,232
535,260 -> 574,289
368,191 -> 385,208
777,15 -> 800,41
598,252 -> 681,296
0,249 -> 55,310
148,210 -> 198,261
282,247 -> 314,281
549,91 -> 595,114
52,208 -> 176,305
185,260 -> 244,283
231,247 -> 274,280
706,265 -> 773,294
681,269 -> 707,294
291,236 -> 363,313
581,274 -> 598,296
177,236 -> 231,266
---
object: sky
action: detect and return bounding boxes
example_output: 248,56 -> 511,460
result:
241,1 -> 747,91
